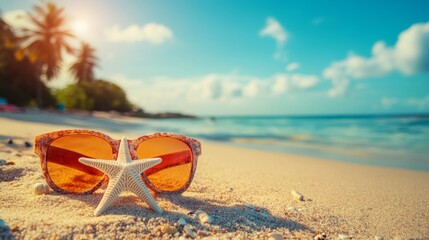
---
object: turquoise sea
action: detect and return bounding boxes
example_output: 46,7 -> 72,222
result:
136,114 -> 429,171
1,112 -> 428,171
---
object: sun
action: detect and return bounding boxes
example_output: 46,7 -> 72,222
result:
71,19 -> 89,35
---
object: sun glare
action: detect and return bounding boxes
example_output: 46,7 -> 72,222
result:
72,20 -> 89,35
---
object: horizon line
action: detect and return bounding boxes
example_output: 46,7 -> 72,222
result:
199,112 -> 429,119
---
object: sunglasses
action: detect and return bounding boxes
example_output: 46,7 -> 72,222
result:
34,130 -> 201,195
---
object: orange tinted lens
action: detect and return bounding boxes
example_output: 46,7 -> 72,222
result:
46,135 -> 112,193
137,137 -> 193,192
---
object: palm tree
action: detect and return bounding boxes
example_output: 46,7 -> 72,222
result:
69,42 -> 97,83
0,15 -> 15,44
0,16 -> 16,69
21,1 -> 75,107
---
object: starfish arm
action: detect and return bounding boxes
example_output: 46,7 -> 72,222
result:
128,171 -> 163,214
129,158 -> 162,174
78,158 -> 122,177
93,174 -> 126,216
117,137 -> 133,164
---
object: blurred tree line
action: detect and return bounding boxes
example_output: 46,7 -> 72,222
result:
0,2 -> 133,112
56,80 -> 131,112
0,16 -> 55,107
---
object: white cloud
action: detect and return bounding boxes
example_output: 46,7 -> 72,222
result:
286,62 -> 300,71
242,81 -> 262,97
381,97 -> 398,108
290,74 -> 318,89
2,10 -> 32,31
324,22 -> 429,97
272,73 -> 319,94
395,23 -> 429,74
109,74 -> 189,110
198,75 -> 224,99
260,17 -> 288,47
110,73 -> 247,106
109,72 -> 319,110
323,42 -> 395,81
272,74 -> 289,94
328,78 -> 349,98
105,23 -> 173,44
407,95 -> 429,109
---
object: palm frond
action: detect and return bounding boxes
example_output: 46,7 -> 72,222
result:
23,1 -> 76,81
69,42 -> 98,83
27,13 -> 45,30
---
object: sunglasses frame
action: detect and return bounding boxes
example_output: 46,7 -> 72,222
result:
34,129 -> 202,195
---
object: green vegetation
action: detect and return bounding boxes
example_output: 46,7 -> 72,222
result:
0,2 -> 132,112
56,80 -> 132,112
55,84 -> 89,110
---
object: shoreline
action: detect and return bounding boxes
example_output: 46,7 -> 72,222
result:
1,111 -> 429,239
3,110 -> 427,172
0,110 -> 425,172
227,139 -> 429,172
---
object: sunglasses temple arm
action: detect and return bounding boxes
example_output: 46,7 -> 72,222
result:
45,146 -> 104,174
144,150 -> 192,176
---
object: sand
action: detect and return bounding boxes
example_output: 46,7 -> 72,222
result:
0,111 -> 428,239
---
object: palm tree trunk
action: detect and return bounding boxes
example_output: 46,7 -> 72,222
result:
36,78 -> 42,108
34,63 -> 43,109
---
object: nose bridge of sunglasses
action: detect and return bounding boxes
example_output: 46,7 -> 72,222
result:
108,139 -> 125,160
111,138 -> 147,161
125,139 -> 139,160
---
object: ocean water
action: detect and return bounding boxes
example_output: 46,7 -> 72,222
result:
132,114 -> 429,171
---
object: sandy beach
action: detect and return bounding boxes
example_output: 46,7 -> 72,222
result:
0,111 -> 428,239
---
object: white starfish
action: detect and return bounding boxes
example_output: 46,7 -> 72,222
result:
79,137 -> 163,216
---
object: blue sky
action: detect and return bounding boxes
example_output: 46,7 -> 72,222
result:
2,0 -> 429,115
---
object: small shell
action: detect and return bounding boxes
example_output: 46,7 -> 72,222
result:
268,232 -> 284,240
194,209 -> 204,218
184,225 -> 197,239
200,215 -> 213,224
0,159 -> 7,166
178,217 -> 187,226
287,207 -> 297,211
338,234 -> 351,240
196,210 -> 213,224
161,225 -> 177,234
33,183 -> 50,195
314,233 -> 327,240
291,190 -> 304,201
